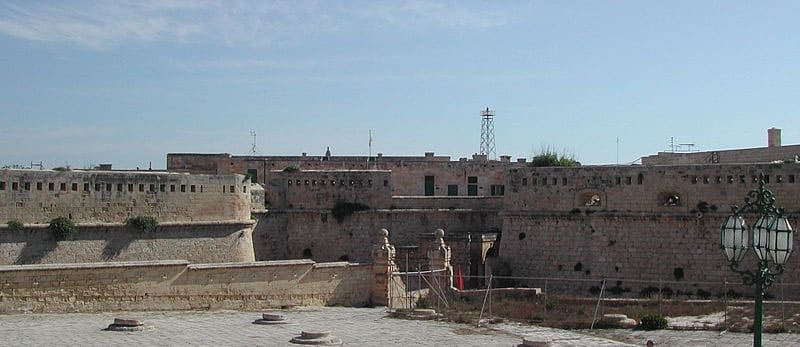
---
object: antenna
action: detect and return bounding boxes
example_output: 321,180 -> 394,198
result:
250,131 -> 257,154
479,107 -> 496,160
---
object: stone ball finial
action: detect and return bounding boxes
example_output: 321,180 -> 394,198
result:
380,228 -> 389,238
435,229 -> 444,238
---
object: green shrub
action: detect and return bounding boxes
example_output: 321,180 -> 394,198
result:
529,147 -> 580,167
52,166 -> 71,172
639,313 -> 668,330
6,220 -> 24,232
330,201 -> 370,223
49,217 -> 77,241
125,216 -> 158,232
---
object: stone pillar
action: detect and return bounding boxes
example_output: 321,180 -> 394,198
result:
371,228 -> 396,306
427,228 -> 453,288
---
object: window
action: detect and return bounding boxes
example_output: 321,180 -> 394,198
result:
106,183 -> 112,191
84,183 -> 90,191
149,184 -> 155,192
12,182 -> 18,190
532,177 -> 537,185
0,182 -> 5,190
190,185 -> 196,192
247,169 -> 258,183
170,184 -> 175,192
36,182 -> 42,191
468,176 -> 478,184
490,185 -> 505,196
582,192 -> 602,206
562,177 -> 568,185
139,184 -> 144,192
626,177 -> 632,185
522,178 -> 528,186
637,174 -> 644,185
662,192 -> 681,206
60,183 -> 66,191
95,183 -> 101,191
424,176 -> 435,196
128,184 -> 134,192
230,185 -> 235,193
447,184 -> 458,196
383,180 -> 389,187
181,184 -> 186,192
118,184 -> 123,192
24,182 -> 30,191
48,182 -> 54,191
71,183 -> 78,191
790,175 -> 796,183
160,184 -> 166,192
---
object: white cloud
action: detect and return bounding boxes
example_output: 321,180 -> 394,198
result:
0,1 -> 514,49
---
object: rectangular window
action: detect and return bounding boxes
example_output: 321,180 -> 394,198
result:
447,184 -> 458,196
626,177 -> 632,185
383,180 -> 389,187
128,184 -> 134,192
139,184 -> 144,192
424,176 -> 435,196
247,169 -> 258,183
12,182 -> 19,190
48,182 -> 54,191
230,185 -> 235,193
149,184 -> 155,192
170,184 -> 175,192
616,177 -> 621,185
95,183 -> 101,191
532,177 -> 537,185
117,184 -> 123,192
106,183 -> 112,191
522,178 -> 527,186
181,184 -> 186,192
552,178 -> 557,185
467,184 -> 478,196
468,176 -> 478,184
60,183 -> 66,191
490,185 -> 505,196
160,184 -> 166,192
71,183 -> 78,191
243,186 -> 247,193
24,182 -> 30,191
562,177 -> 567,185
84,183 -> 90,191
190,185 -> 196,192
0,182 -> 5,190
36,182 -> 42,191
790,174 -> 796,183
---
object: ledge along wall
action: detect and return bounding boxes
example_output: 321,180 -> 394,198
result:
0,259 -> 372,313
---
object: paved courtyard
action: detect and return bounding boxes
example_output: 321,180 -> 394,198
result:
0,307 -> 797,346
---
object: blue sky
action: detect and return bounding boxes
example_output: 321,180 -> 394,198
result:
1,1 -> 799,169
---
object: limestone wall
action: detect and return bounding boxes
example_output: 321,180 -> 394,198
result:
505,163 -> 800,214
641,144 -> 800,165
0,170 -> 251,224
266,170 -> 392,209
252,209 -> 500,275
167,153 -> 519,197
0,221 -> 255,265
390,196 -> 503,210
0,259 -> 372,313
498,212 -> 800,298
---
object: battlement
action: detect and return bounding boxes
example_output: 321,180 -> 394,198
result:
266,170 -> 392,209
0,169 -> 251,223
506,163 -> 800,214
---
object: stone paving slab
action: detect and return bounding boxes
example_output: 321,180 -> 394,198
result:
0,307 -> 797,346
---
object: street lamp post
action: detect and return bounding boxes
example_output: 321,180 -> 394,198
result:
720,174 -> 794,347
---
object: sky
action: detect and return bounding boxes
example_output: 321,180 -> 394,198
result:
1,1 -> 799,169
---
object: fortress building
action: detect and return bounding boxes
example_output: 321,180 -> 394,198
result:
1,128 -> 799,306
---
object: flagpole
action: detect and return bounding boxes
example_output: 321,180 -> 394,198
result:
368,130 -> 373,168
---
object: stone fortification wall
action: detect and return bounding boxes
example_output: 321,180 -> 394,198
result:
391,196 -> 503,210
266,170 -> 392,209
498,212 -> 800,299
253,209 -> 500,274
641,144 -> 800,165
167,153 -> 518,197
0,259 -> 371,313
0,169 -> 251,224
0,221 -> 255,265
505,163 -> 800,214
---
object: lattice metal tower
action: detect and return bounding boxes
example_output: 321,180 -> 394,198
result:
479,107 -> 496,159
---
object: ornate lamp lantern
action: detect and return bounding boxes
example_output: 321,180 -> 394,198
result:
720,174 -> 794,347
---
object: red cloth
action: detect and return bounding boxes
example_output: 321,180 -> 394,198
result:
456,266 -> 464,290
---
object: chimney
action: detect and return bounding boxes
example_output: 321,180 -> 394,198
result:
768,127 -> 781,148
